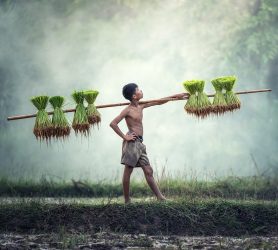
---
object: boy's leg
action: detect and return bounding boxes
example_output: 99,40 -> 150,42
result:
141,165 -> 166,200
122,165 -> 134,203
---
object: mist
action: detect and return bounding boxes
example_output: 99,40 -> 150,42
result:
0,0 -> 277,182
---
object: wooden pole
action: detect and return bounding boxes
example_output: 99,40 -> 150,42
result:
7,88 -> 272,121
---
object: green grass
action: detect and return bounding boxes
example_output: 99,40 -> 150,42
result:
0,175 -> 277,200
0,173 -> 276,236
0,197 -> 277,236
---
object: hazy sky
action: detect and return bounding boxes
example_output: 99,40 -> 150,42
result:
0,0 -> 276,182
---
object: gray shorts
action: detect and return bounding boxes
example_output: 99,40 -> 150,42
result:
121,137 -> 150,168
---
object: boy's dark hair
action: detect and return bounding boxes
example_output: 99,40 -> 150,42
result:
122,83 -> 138,101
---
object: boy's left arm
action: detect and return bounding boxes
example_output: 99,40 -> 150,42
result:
142,93 -> 187,109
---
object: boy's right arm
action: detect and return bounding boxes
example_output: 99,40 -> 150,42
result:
109,108 -> 137,141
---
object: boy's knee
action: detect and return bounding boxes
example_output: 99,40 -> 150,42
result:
124,165 -> 134,173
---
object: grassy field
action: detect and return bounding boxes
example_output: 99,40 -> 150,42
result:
0,174 -> 277,238
0,174 -> 277,200
0,196 -> 277,236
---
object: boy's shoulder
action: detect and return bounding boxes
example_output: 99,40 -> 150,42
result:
121,103 -> 143,116
120,105 -> 131,116
122,104 -> 131,111
125,103 -> 144,110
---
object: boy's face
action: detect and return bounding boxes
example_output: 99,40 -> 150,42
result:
132,87 -> 143,101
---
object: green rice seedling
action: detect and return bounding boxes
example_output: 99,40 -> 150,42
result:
49,96 -> 71,139
71,91 -> 90,136
213,76 -> 241,112
84,90 -> 101,128
211,78 -> 228,116
30,95 -> 53,143
183,80 -> 198,116
195,80 -> 212,119
223,76 -> 241,111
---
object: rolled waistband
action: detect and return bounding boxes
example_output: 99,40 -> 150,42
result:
136,135 -> 143,142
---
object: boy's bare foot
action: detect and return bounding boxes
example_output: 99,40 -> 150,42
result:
157,196 -> 168,202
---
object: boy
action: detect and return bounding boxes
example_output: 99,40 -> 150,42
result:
109,83 -> 186,204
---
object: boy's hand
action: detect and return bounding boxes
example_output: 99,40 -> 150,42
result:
124,132 -> 137,141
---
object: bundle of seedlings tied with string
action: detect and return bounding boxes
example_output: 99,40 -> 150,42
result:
183,80 -> 198,116
213,75 -> 241,112
30,95 -> 53,142
223,75 -> 241,111
71,91 -> 90,136
49,96 -> 71,139
84,90 -> 101,128
211,77 -> 228,115
195,80 -> 212,119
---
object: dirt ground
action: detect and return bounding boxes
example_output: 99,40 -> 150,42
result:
0,231 -> 277,249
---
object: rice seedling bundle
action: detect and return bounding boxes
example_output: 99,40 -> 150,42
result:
30,95 -> 53,142
183,80 -> 198,116
49,96 -> 71,139
223,76 -> 241,111
211,78 -> 228,115
213,76 -> 241,112
84,90 -> 101,128
195,80 -> 212,119
71,91 -> 90,136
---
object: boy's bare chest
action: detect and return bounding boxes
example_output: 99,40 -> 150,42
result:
127,107 -> 143,122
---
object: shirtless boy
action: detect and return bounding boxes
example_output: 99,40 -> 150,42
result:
109,83 -> 185,204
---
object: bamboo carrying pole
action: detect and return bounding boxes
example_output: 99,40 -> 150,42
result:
7,89 -> 272,121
